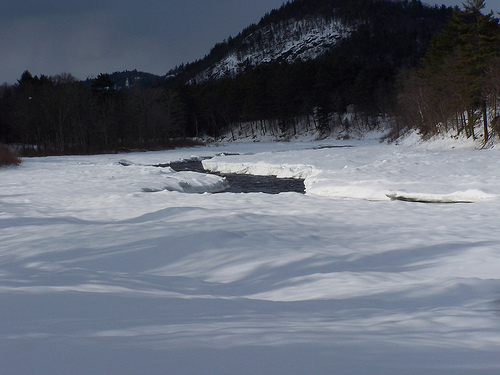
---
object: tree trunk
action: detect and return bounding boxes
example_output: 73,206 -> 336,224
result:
483,100 -> 489,142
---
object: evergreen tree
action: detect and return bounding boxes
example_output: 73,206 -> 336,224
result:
397,0 -> 500,141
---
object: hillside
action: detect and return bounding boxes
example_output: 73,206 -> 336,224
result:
187,17 -> 351,83
171,0 -> 451,85
0,0 -> 454,154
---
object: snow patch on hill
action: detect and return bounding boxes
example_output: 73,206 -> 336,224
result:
190,18 -> 351,83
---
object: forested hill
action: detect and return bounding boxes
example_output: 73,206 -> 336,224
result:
171,0 -> 451,85
0,0 -> 454,155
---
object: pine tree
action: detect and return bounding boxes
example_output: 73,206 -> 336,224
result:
452,0 -> 499,139
398,0 -> 500,141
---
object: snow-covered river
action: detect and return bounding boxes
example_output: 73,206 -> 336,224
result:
1,137 -> 500,374
166,159 -> 305,194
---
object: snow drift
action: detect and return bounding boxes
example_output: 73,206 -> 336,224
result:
1,139 -> 500,375
386,189 -> 496,203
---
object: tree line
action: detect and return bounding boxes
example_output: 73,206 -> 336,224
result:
0,56 -> 398,154
0,72 -> 191,155
395,0 -> 500,143
0,0 -> 455,155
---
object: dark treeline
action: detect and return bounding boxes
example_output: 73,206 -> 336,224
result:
0,72 -> 190,155
181,58 -> 390,138
395,0 -> 500,143
0,0 -> 453,154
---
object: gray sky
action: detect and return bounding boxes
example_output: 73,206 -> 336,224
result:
1,0 -> 499,84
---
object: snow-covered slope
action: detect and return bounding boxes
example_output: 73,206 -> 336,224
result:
189,17 -> 350,83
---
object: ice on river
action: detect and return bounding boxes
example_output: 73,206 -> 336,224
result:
1,137 -> 500,374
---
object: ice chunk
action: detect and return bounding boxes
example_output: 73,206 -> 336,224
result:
386,189 -> 496,203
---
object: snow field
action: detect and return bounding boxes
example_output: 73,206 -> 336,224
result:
1,138 -> 500,374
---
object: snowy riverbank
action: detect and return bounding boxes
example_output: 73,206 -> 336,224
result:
1,137 -> 500,374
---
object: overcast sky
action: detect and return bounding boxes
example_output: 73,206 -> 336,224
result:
1,0 -> 499,84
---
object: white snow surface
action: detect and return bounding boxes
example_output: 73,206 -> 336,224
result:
1,138 -> 500,374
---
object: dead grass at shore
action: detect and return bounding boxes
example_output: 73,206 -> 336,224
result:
0,144 -> 21,167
